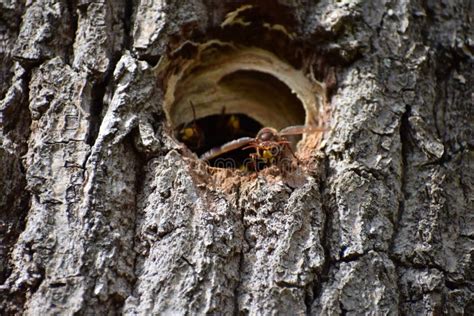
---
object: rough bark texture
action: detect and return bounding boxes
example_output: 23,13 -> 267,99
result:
1,0 -> 472,315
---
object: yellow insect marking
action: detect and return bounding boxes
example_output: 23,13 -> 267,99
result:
228,115 -> 240,130
262,149 -> 273,162
181,127 -> 195,140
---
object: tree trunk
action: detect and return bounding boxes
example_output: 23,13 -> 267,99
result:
1,0 -> 472,314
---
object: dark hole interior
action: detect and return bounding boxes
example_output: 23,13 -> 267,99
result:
176,113 -> 263,168
171,61 -> 308,170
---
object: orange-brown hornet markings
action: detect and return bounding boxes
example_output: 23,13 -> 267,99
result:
177,101 -> 204,150
201,125 -> 325,168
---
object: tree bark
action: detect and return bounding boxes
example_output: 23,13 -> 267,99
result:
1,0 -> 472,315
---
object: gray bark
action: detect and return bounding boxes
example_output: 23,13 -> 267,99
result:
1,0 -> 472,315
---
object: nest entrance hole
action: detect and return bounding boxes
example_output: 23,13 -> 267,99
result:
177,113 -> 262,167
161,44 -> 324,169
